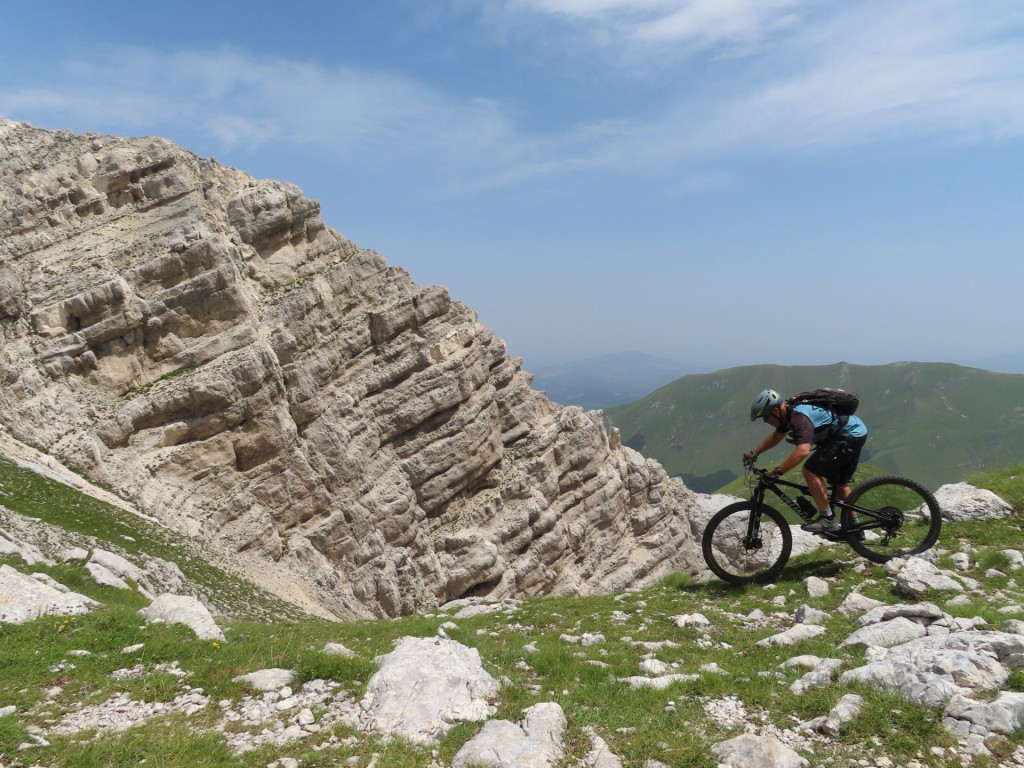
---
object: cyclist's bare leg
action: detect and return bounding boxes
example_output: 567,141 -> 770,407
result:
802,466 -> 831,513
835,484 -> 860,527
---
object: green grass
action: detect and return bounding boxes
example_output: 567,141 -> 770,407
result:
3,526 -> 1020,767
3,452 -> 1024,766
52,720 -> 237,768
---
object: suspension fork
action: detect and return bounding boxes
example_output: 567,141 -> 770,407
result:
746,483 -> 798,542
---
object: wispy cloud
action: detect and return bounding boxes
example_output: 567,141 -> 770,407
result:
3,2 -> 1023,194
495,1 -> 1024,161
6,47 -> 515,155
0,45 -> 577,187
502,0 -> 804,49
690,3 -> 1024,152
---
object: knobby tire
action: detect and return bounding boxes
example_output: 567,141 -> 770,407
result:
702,501 -> 793,586
841,475 -> 942,563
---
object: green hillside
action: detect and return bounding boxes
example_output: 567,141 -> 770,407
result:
605,362 -> 1024,493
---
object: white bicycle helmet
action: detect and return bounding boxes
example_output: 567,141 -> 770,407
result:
750,389 -> 782,421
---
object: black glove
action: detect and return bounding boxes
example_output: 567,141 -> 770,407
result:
764,467 -> 783,484
742,451 -> 759,465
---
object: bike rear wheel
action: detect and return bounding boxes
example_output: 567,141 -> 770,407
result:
841,475 -> 942,563
702,501 -> 793,585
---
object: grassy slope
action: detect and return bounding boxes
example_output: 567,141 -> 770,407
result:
1,458 -> 1023,766
605,361 -> 1024,493
0,457 -> 304,622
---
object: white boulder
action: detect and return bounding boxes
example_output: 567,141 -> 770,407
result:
0,564 -> 97,623
138,594 -> 225,641
711,733 -> 809,768
451,702 -> 566,767
932,483 -> 1012,521
358,636 -> 499,744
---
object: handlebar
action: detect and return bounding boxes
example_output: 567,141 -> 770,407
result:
744,458 -> 768,475
744,460 -> 781,485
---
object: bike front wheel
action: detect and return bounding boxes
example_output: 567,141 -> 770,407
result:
841,475 -> 942,563
702,501 -> 793,585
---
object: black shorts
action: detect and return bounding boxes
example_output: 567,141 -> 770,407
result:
805,435 -> 866,486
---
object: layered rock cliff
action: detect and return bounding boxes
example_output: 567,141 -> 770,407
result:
0,119 -> 706,619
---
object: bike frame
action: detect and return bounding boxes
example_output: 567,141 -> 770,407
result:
751,474 -> 837,524
746,467 -> 889,541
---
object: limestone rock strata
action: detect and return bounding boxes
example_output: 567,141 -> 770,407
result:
0,119 -> 704,618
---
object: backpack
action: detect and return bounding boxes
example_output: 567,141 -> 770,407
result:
787,388 -> 859,417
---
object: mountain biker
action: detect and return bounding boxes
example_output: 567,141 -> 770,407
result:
744,388 -> 868,534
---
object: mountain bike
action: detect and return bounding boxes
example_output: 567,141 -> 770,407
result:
701,460 -> 942,585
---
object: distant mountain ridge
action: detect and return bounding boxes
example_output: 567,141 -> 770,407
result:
959,351 -> 1024,374
528,351 -> 696,410
605,361 -> 1024,493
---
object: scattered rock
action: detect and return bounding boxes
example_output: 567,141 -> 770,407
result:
619,673 -> 699,689
789,658 -> 844,695
803,576 -> 829,598
451,702 -> 566,768
48,690 -> 211,736
232,668 -> 296,692
583,725 -> 624,768
756,624 -> 827,647
138,594 -> 225,641
0,564 -> 98,623
840,617 -> 928,648
840,631 -> 1024,707
891,557 -> 965,596
671,613 -> 710,629
85,561 -> 131,590
857,602 -> 945,627
932,483 -> 1013,521
794,605 -> 831,625
358,636 -> 499,744
819,693 -> 863,736
944,691 -> 1024,737
638,659 -> 672,676
322,642 -> 356,657
711,733 -> 809,768
89,548 -> 145,584
837,591 -> 885,617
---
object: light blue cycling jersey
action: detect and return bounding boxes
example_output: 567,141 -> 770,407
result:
792,403 -> 867,442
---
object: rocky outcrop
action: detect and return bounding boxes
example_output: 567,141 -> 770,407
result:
0,564 -> 98,623
933,482 -> 1014,521
0,119 -> 705,618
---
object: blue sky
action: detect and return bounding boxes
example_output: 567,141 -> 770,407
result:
2,1 -> 1023,372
